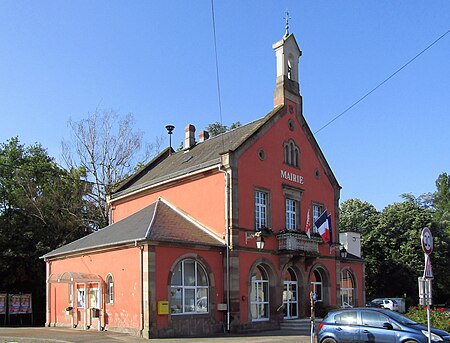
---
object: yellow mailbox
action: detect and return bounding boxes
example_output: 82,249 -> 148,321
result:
158,300 -> 169,315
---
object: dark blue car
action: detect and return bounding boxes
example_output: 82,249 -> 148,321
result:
318,308 -> 450,343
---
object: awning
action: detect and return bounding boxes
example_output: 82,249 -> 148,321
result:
48,272 -> 102,284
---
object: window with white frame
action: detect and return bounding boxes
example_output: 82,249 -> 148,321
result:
285,198 -> 297,230
169,259 -> 209,314
340,269 -> 355,307
255,190 -> 268,229
311,270 -> 323,302
312,203 -> 325,233
106,274 -> 114,305
250,265 -> 269,321
89,288 -> 99,308
77,288 -> 85,308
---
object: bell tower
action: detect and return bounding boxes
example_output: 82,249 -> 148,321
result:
272,28 -> 302,107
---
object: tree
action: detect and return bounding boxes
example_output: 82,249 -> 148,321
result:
432,172 -> 450,236
339,198 -> 379,235
345,197 -> 450,304
62,109 -> 156,229
206,121 -> 241,137
0,137 -> 90,323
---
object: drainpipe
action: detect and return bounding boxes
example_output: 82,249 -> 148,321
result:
98,280 -> 102,331
84,283 -> 87,330
46,261 -> 50,326
218,165 -> 231,332
136,240 -> 144,337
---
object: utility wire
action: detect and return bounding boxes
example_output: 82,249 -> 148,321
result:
210,0 -> 226,151
314,28 -> 450,134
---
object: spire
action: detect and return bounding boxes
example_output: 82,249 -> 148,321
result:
272,25 -> 302,106
284,9 -> 290,37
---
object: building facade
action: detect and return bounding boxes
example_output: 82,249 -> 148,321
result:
43,32 -> 365,338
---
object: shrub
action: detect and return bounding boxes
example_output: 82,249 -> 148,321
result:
406,306 -> 450,332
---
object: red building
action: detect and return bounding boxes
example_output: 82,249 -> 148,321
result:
43,31 -> 365,338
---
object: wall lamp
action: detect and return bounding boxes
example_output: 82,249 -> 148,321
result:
340,247 -> 348,259
245,231 -> 265,250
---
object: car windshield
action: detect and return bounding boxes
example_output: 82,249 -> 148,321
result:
385,310 -> 418,325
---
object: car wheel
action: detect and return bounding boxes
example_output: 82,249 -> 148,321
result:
321,339 -> 337,343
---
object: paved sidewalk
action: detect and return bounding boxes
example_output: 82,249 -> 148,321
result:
0,327 -> 315,343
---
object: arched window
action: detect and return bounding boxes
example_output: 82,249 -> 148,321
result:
250,265 -> 269,321
287,59 -> 292,80
106,274 -> 114,304
340,269 -> 355,307
311,269 -> 323,302
169,259 -> 209,314
283,139 -> 300,167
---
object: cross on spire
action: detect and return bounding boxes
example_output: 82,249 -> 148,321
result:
284,9 -> 290,37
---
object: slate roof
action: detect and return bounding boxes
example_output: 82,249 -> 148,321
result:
111,105 -> 284,199
42,198 -> 225,259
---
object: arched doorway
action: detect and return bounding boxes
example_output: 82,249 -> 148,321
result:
310,269 -> 324,303
250,265 -> 270,321
283,268 -> 298,319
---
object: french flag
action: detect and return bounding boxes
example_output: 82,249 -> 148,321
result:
314,211 -> 333,246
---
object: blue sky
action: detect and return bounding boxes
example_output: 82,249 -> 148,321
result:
0,1 -> 449,210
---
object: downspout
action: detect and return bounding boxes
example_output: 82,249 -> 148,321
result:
83,283 -> 87,330
218,165 -> 231,332
136,240 -> 144,337
46,261 -> 50,326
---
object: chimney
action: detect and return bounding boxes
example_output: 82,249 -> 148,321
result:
184,124 -> 196,150
198,130 -> 209,142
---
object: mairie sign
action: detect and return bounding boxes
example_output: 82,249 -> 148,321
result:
280,170 -> 304,185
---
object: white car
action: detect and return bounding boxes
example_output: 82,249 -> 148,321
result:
372,298 -> 399,311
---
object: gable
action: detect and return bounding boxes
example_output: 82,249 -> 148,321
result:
42,198 -> 225,260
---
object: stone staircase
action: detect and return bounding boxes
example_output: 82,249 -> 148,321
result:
280,318 -> 322,335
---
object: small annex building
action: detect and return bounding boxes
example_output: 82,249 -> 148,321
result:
42,31 -> 365,338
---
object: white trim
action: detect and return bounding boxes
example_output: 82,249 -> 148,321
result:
144,200 -> 159,238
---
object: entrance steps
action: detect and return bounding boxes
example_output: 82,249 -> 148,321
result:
280,318 -> 322,334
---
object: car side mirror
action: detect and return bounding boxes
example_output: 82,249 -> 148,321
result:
383,322 -> 393,330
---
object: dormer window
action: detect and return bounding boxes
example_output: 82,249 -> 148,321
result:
283,139 -> 300,167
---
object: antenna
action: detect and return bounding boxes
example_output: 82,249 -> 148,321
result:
165,124 -> 175,155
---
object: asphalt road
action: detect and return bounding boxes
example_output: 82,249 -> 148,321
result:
0,327 -> 315,343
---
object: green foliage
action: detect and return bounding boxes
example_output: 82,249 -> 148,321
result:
407,306 -> 450,332
341,174 -> 450,304
433,173 -> 450,236
0,137 -> 94,323
206,121 -> 242,137
339,198 -> 379,234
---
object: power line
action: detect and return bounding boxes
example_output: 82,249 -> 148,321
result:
314,28 -> 450,134
210,0 -> 226,151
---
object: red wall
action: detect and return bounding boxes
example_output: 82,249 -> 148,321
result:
112,172 -> 226,237
237,100 -> 336,252
48,247 -> 141,330
152,246 -> 225,329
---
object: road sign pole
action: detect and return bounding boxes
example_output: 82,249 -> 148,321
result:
427,303 -> 431,343
420,227 -> 433,343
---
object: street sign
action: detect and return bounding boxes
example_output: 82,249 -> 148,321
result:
421,227 -> 433,255
423,254 -> 433,279
418,277 -> 432,305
